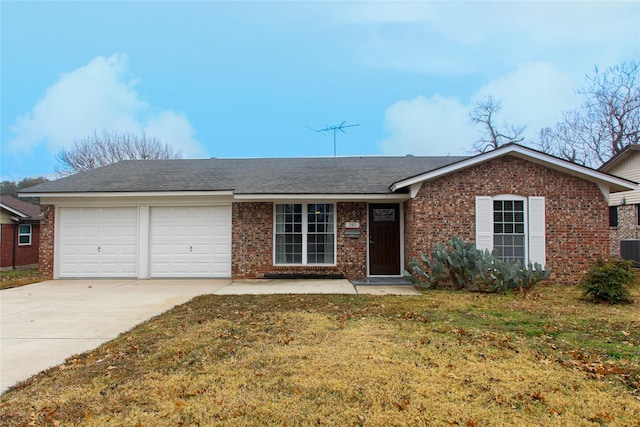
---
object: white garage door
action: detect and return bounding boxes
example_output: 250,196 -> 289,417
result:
149,206 -> 231,277
58,208 -> 139,277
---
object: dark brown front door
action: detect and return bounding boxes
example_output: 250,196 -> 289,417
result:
368,203 -> 400,275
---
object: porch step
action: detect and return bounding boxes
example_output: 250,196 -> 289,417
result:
352,277 -> 413,286
264,273 -> 346,280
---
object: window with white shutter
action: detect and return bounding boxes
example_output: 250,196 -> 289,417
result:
475,195 -> 546,266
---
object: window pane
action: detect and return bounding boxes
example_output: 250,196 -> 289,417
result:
18,225 -> 30,234
275,204 -> 303,264
609,206 -> 618,227
307,204 -> 334,264
514,235 -> 525,247
18,235 -> 30,244
514,246 -> 524,259
373,208 -> 395,222
493,199 -> 526,263
504,211 -> 513,223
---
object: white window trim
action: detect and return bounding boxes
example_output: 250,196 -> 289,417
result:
273,202 -> 337,266
18,224 -> 32,246
475,195 -> 546,266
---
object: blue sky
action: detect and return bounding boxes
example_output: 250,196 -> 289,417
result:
2,1 -> 639,180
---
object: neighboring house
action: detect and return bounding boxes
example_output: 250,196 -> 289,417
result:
0,195 -> 41,271
599,144 -> 640,264
20,144 -> 636,284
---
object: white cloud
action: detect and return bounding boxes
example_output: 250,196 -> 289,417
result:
342,2 -> 639,74
145,110 -> 201,157
7,53 -> 206,158
380,94 -> 474,156
473,62 -> 581,141
380,62 -> 581,155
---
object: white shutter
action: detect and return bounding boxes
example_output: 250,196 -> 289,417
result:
528,196 -> 546,266
475,196 -> 493,251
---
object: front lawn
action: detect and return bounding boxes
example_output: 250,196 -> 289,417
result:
1,285 -> 638,426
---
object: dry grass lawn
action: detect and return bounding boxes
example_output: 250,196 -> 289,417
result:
0,269 -> 42,290
1,284 -> 639,426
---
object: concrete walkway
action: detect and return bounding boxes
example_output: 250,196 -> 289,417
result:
1,279 -> 419,393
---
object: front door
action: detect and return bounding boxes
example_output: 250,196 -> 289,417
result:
368,203 -> 400,275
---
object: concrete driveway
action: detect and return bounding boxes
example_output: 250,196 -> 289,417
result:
0,279 -> 230,393
1,278 -> 418,393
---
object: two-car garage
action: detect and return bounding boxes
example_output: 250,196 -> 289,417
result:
56,205 -> 232,279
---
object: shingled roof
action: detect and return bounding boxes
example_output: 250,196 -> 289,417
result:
0,195 -> 41,220
21,156 -> 469,195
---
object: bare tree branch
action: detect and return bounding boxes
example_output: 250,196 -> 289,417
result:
56,130 -> 182,175
535,60 -> 639,167
469,95 -> 526,153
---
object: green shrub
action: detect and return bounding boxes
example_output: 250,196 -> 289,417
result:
404,236 -> 551,293
580,259 -> 636,304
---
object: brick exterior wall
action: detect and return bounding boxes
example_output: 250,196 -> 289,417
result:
39,205 -> 55,279
232,201 -> 368,280
404,156 -> 610,284
609,204 -> 640,256
0,224 -> 15,268
0,223 -> 40,269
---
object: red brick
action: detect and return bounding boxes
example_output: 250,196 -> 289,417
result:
232,202 -> 367,280
404,155 -> 609,284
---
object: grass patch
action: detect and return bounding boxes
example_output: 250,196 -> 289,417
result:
0,268 -> 42,290
1,284 -> 639,426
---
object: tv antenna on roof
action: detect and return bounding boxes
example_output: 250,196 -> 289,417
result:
306,121 -> 359,156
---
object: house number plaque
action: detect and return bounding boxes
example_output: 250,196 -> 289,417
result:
344,221 -> 361,238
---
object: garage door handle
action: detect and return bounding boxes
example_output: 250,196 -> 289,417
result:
98,246 -> 101,253
190,246 -> 192,252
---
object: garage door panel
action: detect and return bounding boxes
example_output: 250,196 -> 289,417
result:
60,244 -> 79,256
100,244 -> 118,255
121,243 -> 138,255
82,228 -> 99,238
80,267 -> 99,276
58,208 -> 138,278
150,206 -> 231,278
99,263 -> 119,275
213,225 -> 230,234
191,243 -> 212,254
150,264 -> 169,275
